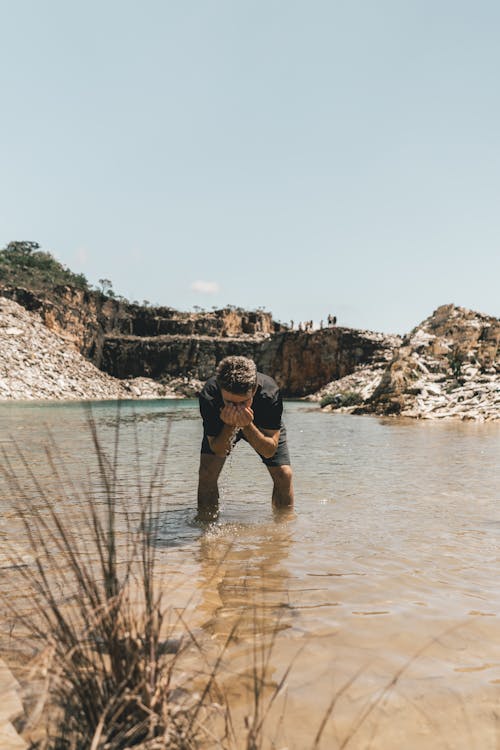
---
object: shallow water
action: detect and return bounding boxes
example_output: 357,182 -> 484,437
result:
1,399 -> 500,748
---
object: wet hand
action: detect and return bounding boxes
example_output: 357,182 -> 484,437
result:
235,406 -> 254,427
220,404 -> 241,426
220,404 -> 254,427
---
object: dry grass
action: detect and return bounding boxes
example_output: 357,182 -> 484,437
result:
0,409 -> 322,750
1,411 -> 214,749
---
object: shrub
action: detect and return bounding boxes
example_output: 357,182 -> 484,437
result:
0,241 -> 90,292
320,390 -> 363,408
0,415 -> 214,748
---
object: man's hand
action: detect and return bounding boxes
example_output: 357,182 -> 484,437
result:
220,404 -> 239,426
220,404 -> 254,428
235,406 -> 254,427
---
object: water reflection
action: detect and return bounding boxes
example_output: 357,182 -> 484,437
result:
196,517 -> 294,640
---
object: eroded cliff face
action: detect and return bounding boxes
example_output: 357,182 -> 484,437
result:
0,297 -> 173,401
3,285 -> 496,418
101,335 -> 261,383
0,286 -> 282,364
257,328 -> 398,396
101,327 -> 398,396
0,286 -> 126,363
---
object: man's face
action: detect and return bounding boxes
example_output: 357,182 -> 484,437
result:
220,388 -> 255,410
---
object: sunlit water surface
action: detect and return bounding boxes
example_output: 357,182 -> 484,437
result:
1,399 -> 500,748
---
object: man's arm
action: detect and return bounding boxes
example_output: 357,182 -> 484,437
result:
241,423 -> 280,459
207,402 -> 280,459
207,403 -> 245,457
207,423 -> 237,457
230,405 -> 279,459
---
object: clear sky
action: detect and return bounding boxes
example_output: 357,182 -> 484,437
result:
1,1 -> 499,334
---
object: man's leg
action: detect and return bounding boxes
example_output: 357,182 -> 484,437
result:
197,452 -> 226,521
267,465 -> 294,509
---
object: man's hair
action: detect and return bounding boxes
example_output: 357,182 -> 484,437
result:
216,356 -> 257,394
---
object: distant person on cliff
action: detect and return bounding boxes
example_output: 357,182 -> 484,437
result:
197,356 -> 294,520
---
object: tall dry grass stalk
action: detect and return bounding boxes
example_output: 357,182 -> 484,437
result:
0,410 -> 224,749
1,409 -> 320,750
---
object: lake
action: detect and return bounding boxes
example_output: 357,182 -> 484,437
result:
1,399 -> 500,748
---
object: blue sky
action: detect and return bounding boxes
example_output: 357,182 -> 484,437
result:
1,1 -> 499,334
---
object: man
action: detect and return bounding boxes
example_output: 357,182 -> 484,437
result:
197,355 -> 294,519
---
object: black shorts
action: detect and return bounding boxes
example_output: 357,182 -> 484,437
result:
201,424 -> 291,467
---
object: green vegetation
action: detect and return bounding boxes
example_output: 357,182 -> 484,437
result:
320,390 -> 363,408
0,241 -> 89,292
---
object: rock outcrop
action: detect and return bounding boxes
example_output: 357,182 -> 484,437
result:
0,285 -> 398,397
0,298 -> 188,401
0,287 -> 397,402
0,284 -> 400,398
316,305 -> 499,421
0,286 -> 282,365
257,328 -> 400,396
101,327 -> 399,397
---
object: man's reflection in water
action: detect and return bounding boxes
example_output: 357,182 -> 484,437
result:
194,511 -> 296,729
196,510 -> 296,644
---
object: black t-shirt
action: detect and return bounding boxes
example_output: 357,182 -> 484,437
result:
199,372 -> 283,436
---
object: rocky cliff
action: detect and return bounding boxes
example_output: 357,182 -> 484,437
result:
2,282 -> 497,420
257,327 -> 399,396
0,284 -> 397,397
315,305 -> 499,421
0,286 -> 282,365
100,327 -> 399,396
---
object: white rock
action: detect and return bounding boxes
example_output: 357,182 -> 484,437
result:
425,384 -> 442,397
4,327 -> 24,336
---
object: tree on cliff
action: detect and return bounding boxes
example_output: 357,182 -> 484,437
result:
0,241 -> 89,292
98,278 -> 114,297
